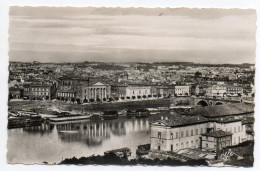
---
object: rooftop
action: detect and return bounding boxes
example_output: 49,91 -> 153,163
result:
202,130 -> 232,138
151,115 -> 208,128
184,103 -> 254,118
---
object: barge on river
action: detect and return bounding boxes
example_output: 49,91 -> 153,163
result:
100,111 -> 118,120
127,109 -> 150,118
49,115 -> 92,122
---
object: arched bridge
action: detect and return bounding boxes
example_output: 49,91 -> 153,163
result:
194,97 -> 241,107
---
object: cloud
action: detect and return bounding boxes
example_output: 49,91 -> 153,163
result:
9,7 -> 256,64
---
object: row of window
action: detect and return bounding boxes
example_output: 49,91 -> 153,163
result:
131,90 -> 149,95
159,140 -> 199,151
57,92 -> 75,97
225,125 -> 243,133
32,92 -> 49,96
26,87 -> 49,91
158,128 -> 206,139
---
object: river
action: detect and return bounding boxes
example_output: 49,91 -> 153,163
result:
7,113 -> 173,164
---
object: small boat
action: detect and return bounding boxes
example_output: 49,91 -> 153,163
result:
127,109 -> 150,118
146,108 -> 160,115
136,144 -> 150,156
104,147 -> 131,158
49,114 -> 92,122
158,107 -> 169,111
100,111 -> 118,120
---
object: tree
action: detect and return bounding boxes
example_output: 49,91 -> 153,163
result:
97,98 -> 101,102
148,95 -> 152,98
109,97 -> 113,101
121,97 -> 125,100
137,96 -> 141,99
126,96 -> 130,100
90,99 -> 94,102
83,99 -> 88,103
153,94 -> 157,98
103,98 -> 107,101
142,95 -> 147,98
115,97 -> 119,101
132,96 -> 136,99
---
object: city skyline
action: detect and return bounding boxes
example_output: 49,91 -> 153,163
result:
9,7 -> 256,64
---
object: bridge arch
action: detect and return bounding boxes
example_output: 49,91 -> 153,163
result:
197,100 -> 209,107
215,102 -> 224,105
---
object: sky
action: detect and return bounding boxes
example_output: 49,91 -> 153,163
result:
9,7 -> 256,64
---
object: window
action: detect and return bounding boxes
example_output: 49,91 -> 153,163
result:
158,146 -> 160,151
201,128 -> 203,134
171,145 -> 173,151
196,139 -> 198,145
191,129 -> 193,136
186,130 -> 189,137
176,143 -> 178,149
196,129 -> 198,135
206,136 -> 208,141
158,132 -> 161,139
214,145 -> 216,149
191,141 -> 193,147
176,132 -> 179,138
181,131 -> 184,138
170,133 -> 173,139
186,142 -> 189,148
206,143 -> 208,148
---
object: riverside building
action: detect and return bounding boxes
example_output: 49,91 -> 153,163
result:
150,103 -> 253,153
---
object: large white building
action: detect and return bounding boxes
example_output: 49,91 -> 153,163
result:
125,84 -> 151,98
150,104 -> 254,153
175,86 -> 190,96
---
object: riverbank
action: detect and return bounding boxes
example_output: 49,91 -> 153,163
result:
59,154 -> 208,166
9,98 -> 171,114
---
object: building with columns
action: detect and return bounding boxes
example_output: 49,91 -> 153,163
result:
80,82 -> 111,102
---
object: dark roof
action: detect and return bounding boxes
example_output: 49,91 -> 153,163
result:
151,115 -> 208,128
202,130 -> 232,138
9,87 -> 22,91
184,103 -> 254,118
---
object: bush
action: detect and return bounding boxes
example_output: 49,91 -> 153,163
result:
132,96 -> 136,99
115,97 -> 119,101
126,96 -> 130,99
137,96 -> 141,99
121,97 -> 125,100
96,98 -> 101,102
142,95 -> 147,98
103,98 -> 107,101
89,99 -> 94,102
148,95 -> 152,98
59,155 -> 208,166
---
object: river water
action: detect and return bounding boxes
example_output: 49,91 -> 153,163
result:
7,114 -> 172,164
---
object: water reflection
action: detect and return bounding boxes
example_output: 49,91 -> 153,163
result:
8,112 -> 173,164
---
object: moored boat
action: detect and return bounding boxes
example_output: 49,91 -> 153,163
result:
49,114 -> 92,122
127,109 -> 150,118
101,111 -> 118,120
